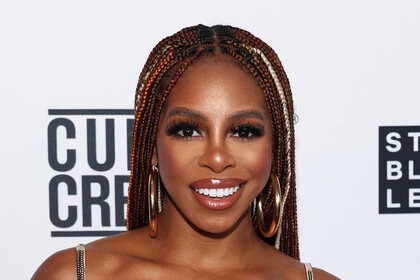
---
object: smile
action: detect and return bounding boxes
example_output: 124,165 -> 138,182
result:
193,185 -> 241,198
189,178 -> 246,210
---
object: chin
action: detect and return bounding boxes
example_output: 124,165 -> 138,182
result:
188,212 -> 249,239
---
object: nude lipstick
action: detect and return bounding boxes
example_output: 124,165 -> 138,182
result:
190,178 -> 245,210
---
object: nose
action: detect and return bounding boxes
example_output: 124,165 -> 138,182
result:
198,137 -> 235,173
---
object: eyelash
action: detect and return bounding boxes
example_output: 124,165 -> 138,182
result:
231,123 -> 264,140
165,121 -> 264,140
165,121 -> 200,138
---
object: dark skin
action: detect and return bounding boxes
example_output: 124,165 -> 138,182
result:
32,59 -> 339,280
32,227 -> 337,279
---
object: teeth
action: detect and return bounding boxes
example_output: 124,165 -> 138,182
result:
210,189 -> 217,197
194,185 -> 241,198
224,188 -> 229,196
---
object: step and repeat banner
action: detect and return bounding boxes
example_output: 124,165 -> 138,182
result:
1,1 -> 419,279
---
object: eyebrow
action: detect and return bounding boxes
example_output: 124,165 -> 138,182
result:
166,107 -> 266,122
166,107 -> 206,121
228,110 -> 266,122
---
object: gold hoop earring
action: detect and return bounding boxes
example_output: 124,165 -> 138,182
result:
257,173 -> 281,238
148,165 -> 159,238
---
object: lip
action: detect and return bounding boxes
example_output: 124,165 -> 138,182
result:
190,178 -> 246,211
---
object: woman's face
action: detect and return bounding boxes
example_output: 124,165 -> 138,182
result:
155,58 -> 273,235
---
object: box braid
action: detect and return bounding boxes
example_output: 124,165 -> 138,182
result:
128,24 -> 299,259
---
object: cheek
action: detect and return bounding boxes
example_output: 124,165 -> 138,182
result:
156,138 -> 194,188
156,138 -> 177,185
235,138 -> 273,186
252,143 -> 272,180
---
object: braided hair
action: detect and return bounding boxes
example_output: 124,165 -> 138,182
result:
127,24 -> 299,259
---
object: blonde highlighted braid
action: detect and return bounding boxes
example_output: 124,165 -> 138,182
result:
127,24 -> 299,259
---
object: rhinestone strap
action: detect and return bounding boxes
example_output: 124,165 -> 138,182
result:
304,263 -> 314,280
76,244 -> 86,280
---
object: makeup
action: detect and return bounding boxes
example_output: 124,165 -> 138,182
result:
190,178 -> 246,210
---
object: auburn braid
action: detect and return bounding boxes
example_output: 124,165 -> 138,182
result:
226,29 -> 298,257
127,24 -> 299,259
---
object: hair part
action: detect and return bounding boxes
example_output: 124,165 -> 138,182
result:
128,24 -> 299,259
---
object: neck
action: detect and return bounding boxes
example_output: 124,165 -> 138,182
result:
153,199 -> 266,270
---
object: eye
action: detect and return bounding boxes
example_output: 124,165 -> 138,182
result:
165,121 -> 201,139
231,124 -> 264,140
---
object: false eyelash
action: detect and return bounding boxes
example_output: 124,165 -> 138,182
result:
231,123 -> 265,138
165,120 -> 200,137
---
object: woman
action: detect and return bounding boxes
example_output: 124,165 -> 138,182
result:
32,24 -> 339,279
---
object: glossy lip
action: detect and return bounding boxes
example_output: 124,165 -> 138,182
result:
190,178 -> 246,211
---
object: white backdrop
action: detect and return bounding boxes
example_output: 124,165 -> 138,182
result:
1,0 -> 420,279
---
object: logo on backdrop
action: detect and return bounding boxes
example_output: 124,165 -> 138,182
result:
47,109 -> 133,236
379,126 -> 420,214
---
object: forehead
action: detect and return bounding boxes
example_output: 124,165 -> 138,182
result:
163,58 -> 268,113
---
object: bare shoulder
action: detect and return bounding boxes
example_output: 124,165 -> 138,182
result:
262,247 -> 339,280
31,247 -> 76,280
31,229 -> 146,280
312,266 -> 340,280
280,260 -> 340,280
